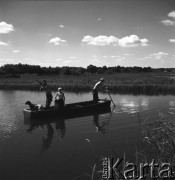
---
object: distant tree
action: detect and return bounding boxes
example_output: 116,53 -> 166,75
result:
87,64 -> 97,73
60,67 -> 71,75
73,67 -> 85,75
102,66 -> 107,72
105,67 -> 115,74
1,63 -> 175,75
55,67 -> 61,75
143,67 -> 152,72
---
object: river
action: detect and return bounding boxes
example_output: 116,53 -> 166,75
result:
0,90 -> 175,180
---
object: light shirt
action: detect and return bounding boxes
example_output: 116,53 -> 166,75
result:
56,91 -> 64,100
93,81 -> 102,90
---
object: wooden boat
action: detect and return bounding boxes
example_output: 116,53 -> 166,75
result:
23,99 -> 111,120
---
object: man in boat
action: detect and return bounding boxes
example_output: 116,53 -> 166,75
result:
92,78 -> 104,102
55,87 -> 65,110
40,80 -> 53,109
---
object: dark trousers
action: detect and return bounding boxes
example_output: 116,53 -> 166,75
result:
92,89 -> 99,102
46,95 -> 53,108
54,99 -> 64,110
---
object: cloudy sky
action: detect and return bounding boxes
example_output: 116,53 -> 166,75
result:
0,0 -> 175,68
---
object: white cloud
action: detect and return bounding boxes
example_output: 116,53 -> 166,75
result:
82,35 -> 148,47
146,52 -> 169,60
24,58 -> 36,64
161,19 -> 175,26
59,25 -> 64,28
154,52 -> 168,60
118,35 -> 148,47
97,18 -> 102,21
123,53 -> 134,56
82,35 -> 118,46
0,59 -> 15,64
161,10 -> 175,26
0,21 -> 14,34
115,56 -> 125,61
56,58 -> 62,61
90,58 -> 102,63
0,41 -> 8,46
92,55 -> 98,58
168,10 -> 175,19
13,50 -> 20,53
49,37 -> 67,45
169,39 -> 175,43
0,59 -> 15,62
62,60 -> 72,64
69,56 -> 77,59
144,56 -> 152,59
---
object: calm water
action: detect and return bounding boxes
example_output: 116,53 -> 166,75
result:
0,90 -> 175,180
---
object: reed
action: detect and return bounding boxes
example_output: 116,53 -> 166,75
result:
86,111 -> 175,180
140,112 -> 175,165
0,73 -> 175,95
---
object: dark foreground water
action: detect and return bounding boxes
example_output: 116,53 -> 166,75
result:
0,90 -> 175,180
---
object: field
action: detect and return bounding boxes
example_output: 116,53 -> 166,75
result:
0,73 -> 175,95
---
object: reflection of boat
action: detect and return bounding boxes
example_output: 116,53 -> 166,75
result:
23,99 -> 111,120
26,118 -> 66,153
24,108 -> 112,153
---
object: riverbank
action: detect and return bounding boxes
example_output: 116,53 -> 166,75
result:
0,73 -> 175,95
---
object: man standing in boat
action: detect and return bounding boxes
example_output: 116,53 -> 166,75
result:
55,87 -> 65,110
92,78 -> 104,102
40,80 -> 53,109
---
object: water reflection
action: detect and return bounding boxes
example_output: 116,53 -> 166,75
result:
24,110 -> 112,152
169,100 -> 175,115
25,116 -> 67,152
93,107 -> 114,134
55,118 -> 66,139
0,91 -> 20,138
1,91 -> 175,180
41,123 -> 54,152
93,113 -> 106,134
117,96 -> 149,114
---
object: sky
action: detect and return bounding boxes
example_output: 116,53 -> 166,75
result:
0,0 -> 175,68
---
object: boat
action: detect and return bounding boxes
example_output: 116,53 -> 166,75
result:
23,99 -> 111,120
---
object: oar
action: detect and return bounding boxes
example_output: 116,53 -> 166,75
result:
106,87 -> 115,106
35,80 -> 42,86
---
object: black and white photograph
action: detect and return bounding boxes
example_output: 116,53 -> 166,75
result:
1,0 -> 175,179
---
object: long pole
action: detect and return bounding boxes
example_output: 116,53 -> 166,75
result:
108,91 -> 115,106
106,87 -> 115,106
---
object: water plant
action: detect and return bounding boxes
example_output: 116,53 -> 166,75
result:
1,73 -> 175,95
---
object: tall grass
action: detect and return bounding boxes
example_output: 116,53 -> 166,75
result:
84,111 -> 175,180
140,112 -> 175,165
0,73 -> 175,95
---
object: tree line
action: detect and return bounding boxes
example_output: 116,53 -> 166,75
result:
0,63 -> 174,76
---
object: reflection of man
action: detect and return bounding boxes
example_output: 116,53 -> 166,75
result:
92,78 -> 104,102
55,118 -> 66,139
41,123 -> 54,152
93,113 -> 106,134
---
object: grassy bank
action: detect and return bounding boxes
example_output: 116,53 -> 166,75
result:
0,73 -> 175,95
86,112 -> 175,180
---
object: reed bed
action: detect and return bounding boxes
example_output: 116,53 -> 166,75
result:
82,111 -> 175,180
140,112 -> 175,165
0,73 -> 175,95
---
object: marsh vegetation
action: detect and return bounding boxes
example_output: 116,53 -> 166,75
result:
0,73 -> 175,95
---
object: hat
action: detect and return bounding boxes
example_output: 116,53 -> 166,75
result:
100,78 -> 104,81
58,87 -> 62,91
